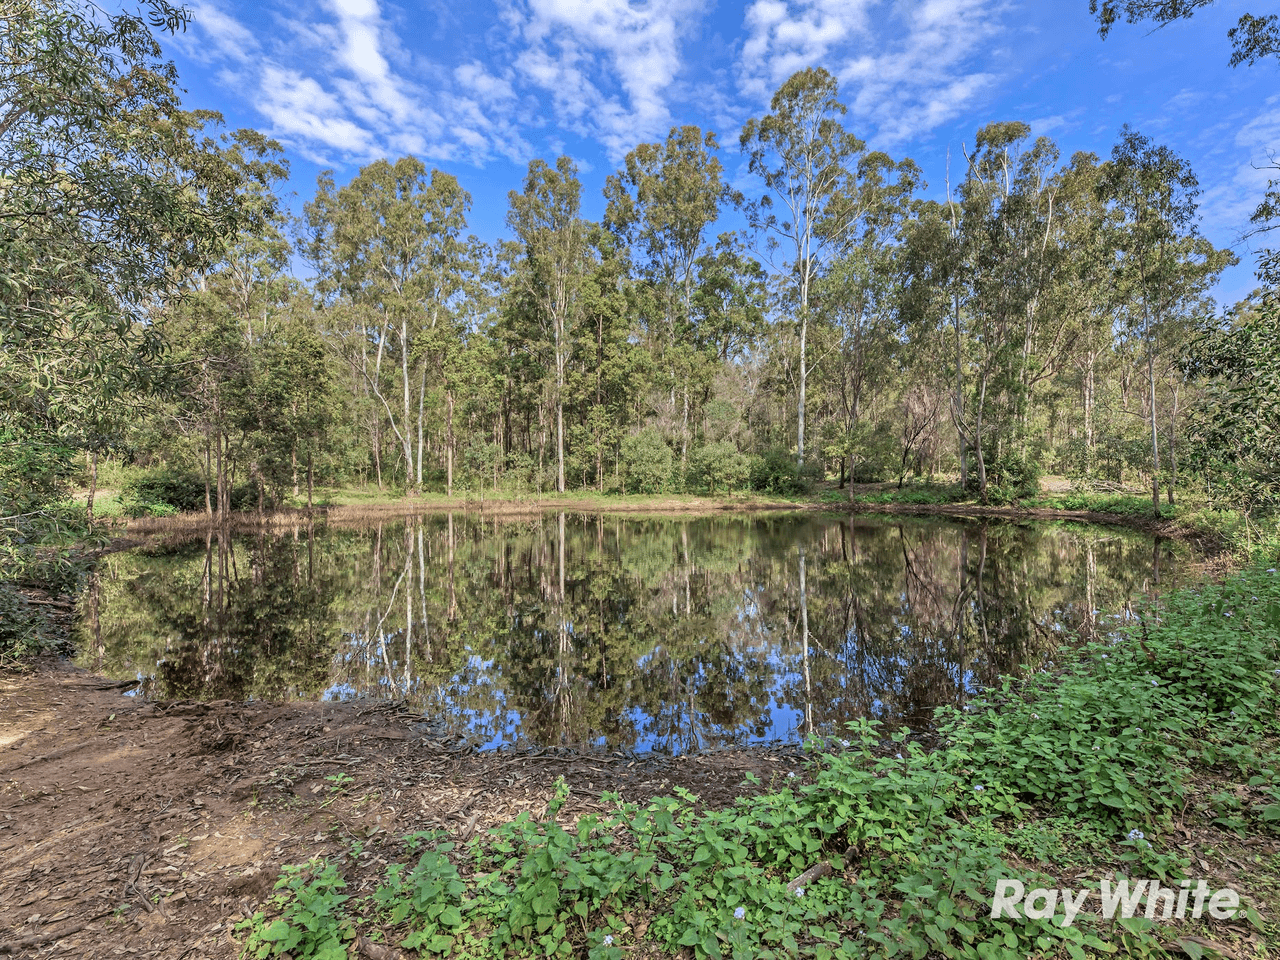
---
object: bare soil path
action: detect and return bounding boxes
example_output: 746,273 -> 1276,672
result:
1,660 -> 801,958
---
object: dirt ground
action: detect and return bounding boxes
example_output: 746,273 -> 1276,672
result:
1,659 -> 804,959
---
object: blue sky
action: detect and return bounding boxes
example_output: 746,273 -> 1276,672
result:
165,0 -> 1279,305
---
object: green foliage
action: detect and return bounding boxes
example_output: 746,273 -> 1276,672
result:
120,468 -> 207,516
749,447 -> 807,495
0,583 -> 60,659
118,467 -> 262,517
981,452 -> 1043,505
687,441 -> 750,494
237,860 -> 352,960
1183,292 -> 1280,514
0,427 -> 75,517
373,836 -> 468,953
620,429 -> 673,494
1035,492 -> 1169,515
850,484 -> 963,506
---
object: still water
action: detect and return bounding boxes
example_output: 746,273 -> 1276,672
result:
78,512 -> 1188,754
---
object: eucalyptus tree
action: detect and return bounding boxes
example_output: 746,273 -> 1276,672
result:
1090,1 -> 1278,66
604,126 -> 729,464
741,67 -> 916,470
899,124 -> 1064,500
1051,152 -> 1116,476
506,156 -> 589,494
1089,1 -> 1280,286
1182,292 -> 1280,520
304,159 -> 476,492
958,123 -> 1072,497
1098,127 -> 1234,513
809,151 -> 921,489
0,0 -> 276,534
689,233 -> 769,364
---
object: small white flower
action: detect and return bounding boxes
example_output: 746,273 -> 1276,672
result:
1101,654 -> 1109,659
1225,611 -> 1233,618
1150,679 -> 1159,686
1092,745 -> 1100,751
1127,829 -> 1144,842
974,785 -> 984,792
603,935 -> 614,946
1268,568 -> 1276,573
895,752 -> 904,760
840,739 -> 850,748
787,771 -> 796,779
1031,713 -> 1039,719
734,907 -> 745,920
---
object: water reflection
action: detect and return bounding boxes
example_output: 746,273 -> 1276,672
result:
79,513 -> 1187,753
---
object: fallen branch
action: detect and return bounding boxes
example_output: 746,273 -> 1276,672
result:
786,860 -> 832,893
786,844 -> 857,893
0,907 -> 115,954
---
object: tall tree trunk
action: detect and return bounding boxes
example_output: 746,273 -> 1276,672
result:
1147,342 -> 1160,517
954,288 -> 968,488
556,397 -> 565,494
86,451 -> 98,525
401,318 -> 414,492
1084,349 -> 1096,475
417,364 -> 427,491
446,389 -> 455,498
1167,385 -> 1178,506
797,307 -> 807,468
204,422 -> 213,517
681,385 -> 690,470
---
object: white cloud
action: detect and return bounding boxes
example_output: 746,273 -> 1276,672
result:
1201,96 -> 1280,238
185,0 -> 529,165
739,0 -> 875,99
507,0 -> 707,160
737,0 -> 1009,146
255,64 -> 376,157
187,1 -> 259,64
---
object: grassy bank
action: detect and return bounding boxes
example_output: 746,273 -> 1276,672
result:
236,564 -> 1280,960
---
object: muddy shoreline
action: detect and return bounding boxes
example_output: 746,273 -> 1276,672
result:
0,659 -> 806,958
112,495 -> 1223,553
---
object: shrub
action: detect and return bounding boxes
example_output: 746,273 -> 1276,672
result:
620,429 -> 673,494
983,451 -> 1042,505
687,442 -> 750,494
120,467 -> 256,516
749,447 -> 806,495
121,467 -> 207,515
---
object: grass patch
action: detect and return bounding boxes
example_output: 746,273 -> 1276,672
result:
236,564 -> 1280,959
846,483 -> 966,507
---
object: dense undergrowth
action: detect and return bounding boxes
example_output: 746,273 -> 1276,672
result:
236,564 -> 1280,959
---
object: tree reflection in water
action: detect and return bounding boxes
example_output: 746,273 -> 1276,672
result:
80,513 -> 1188,753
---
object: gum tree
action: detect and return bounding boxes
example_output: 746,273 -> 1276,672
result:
604,126 -> 729,467
740,67 -> 867,469
1,0 -> 275,521
1098,127 -> 1234,514
506,157 -> 588,495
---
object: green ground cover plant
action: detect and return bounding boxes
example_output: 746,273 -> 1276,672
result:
236,563 -> 1280,959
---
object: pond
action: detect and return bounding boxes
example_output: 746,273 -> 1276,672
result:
77,512 -> 1189,754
